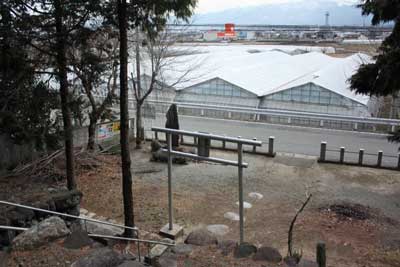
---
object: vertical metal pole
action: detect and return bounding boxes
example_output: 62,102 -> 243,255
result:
155,131 -> 158,140
358,149 -> 364,165
167,133 -> 173,230
320,142 -> 327,162
252,138 -> 257,153
268,136 -> 275,156
377,151 -> 383,167
340,147 -> 345,164
238,142 -> 244,244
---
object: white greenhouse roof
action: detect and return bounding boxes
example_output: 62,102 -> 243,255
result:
137,45 -> 373,106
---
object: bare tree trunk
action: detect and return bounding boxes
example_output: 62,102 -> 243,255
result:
87,116 -> 97,150
135,101 -> 143,149
118,0 -> 135,238
54,0 -> 76,190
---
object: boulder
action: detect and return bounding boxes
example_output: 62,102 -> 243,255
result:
253,246 -> 282,262
71,247 -> 124,267
154,252 -> 177,267
248,192 -> 263,200
224,212 -> 240,221
63,229 -> 93,249
185,229 -> 217,246
233,242 -> 257,258
117,261 -> 146,267
12,216 -> 70,250
206,224 -> 230,236
171,244 -> 193,255
298,259 -> 318,267
235,201 -> 252,209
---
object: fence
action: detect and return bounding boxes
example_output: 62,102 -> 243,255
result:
138,100 -> 400,133
319,141 -> 400,170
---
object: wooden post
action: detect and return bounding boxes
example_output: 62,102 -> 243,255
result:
316,242 -> 326,267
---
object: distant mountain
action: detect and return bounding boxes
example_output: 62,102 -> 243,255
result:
192,1 -> 372,26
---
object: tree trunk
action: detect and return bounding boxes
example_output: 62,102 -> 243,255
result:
136,101 -> 143,149
54,0 -> 76,191
87,116 -> 97,151
118,0 -> 135,238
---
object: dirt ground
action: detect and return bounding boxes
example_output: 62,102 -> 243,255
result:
73,145 -> 400,267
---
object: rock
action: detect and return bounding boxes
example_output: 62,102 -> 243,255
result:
217,240 -> 237,256
12,216 -> 70,250
117,261 -> 147,267
71,247 -> 124,267
63,229 -> 93,249
224,212 -> 242,221
82,219 -> 123,236
79,208 -> 88,215
206,224 -> 230,236
284,256 -> 299,266
171,244 -> 193,255
248,192 -> 263,200
0,250 -> 8,267
235,201 -> 253,209
151,140 -> 163,152
185,229 -> 217,246
253,246 -> 282,263
233,242 -> 257,258
155,252 -> 177,267
147,244 -> 169,264
51,189 -> 82,211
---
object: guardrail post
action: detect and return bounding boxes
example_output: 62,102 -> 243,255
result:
354,122 -> 358,131
252,138 -> 257,153
288,117 -> 292,124
228,112 -> 232,119
391,125 -> 396,132
320,142 -> 327,162
358,149 -> 364,165
320,120 -> 324,127
268,136 -> 275,156
340,147 -> 345,164
194,137 -> 198,145
222,134 -> 226,149
377,151 -> 383,167
180,134 -> 184,145
201,109 -> 204,116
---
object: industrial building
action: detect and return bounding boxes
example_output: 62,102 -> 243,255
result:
136,45 -> 377,129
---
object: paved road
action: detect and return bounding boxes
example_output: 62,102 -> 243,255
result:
145,114 -> 400,167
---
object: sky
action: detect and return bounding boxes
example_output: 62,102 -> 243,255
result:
195,0 -> 359,14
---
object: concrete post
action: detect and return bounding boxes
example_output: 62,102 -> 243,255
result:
391,125 -> 396,132
288,117 -> 292,124
320,142 -> 327,162
340,147 -> 345,164
358,149 -> 364,165
201,109 -> 204,116
377,151 -> 383,167
354,122 -> 358,131
252,138 -> 257,153
268,136 -> 275,156
320,120 -> 324,127
228,112 -> 232,119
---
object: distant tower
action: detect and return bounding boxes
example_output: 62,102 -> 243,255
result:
325,11 -> 330,26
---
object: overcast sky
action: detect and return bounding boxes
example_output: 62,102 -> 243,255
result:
195,0 -> 359,14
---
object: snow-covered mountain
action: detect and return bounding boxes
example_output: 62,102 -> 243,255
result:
192,1 -> 371,26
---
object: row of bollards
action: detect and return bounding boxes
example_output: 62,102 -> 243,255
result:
319,141 -> 397,169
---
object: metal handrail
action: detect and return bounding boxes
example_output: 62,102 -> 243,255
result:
152,127 -> 262,146
0,200 -> 138,234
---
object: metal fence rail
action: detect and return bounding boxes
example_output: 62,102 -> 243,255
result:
0,200 -> 173,263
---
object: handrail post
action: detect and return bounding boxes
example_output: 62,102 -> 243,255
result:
316,242 -> 326,267
377,151 -> 383,167
237,142 -> 244,244
340,147 -> 345,164
252,138 -> 257,153
320,142 -> 327,162
358,149 -> 364,166
268,136 -> 275,156
167,133 -> 173,230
